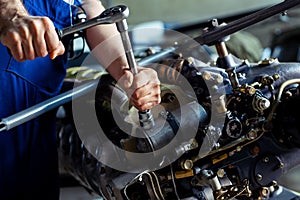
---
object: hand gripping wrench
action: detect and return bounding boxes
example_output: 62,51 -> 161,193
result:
112,7 -> 155,130
76,5 -> 155,129
59,5 -> 155,129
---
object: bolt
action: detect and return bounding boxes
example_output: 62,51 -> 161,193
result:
261,187 -> 269,197
248,86 -> 256,95
211,18 -> 219,27
271,180 -> 278,187
202,71 -> 211,80
187,57 -> 194,65
247,129 -> 257,140
263,157 -> 270,163
217,169 -> 225,178
256,174 -> 263,181
273,73 -> 280,80
278,162 -> 284,169
181,159 -> 193,170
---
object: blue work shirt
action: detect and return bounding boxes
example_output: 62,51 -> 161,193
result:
0,0 -> 81,199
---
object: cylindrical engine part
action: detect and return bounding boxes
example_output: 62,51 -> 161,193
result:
252,94 -> 270,113
135,101 -> 207,153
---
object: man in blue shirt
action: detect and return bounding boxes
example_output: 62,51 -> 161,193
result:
0,0 -> 161,199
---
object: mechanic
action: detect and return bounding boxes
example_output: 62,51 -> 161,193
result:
0,0 -> 161,199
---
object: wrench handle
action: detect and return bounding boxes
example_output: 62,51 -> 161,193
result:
116,19 -> 138,74
116,19 -> 155,129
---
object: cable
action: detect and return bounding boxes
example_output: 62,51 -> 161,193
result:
123,171 -> 165,200
266,78 -> 300,123
169,164 -> 180,200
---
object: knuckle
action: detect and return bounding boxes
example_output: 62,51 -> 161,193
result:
40,17 -> 53,28
8,32 -> 20,44
58,42 -> 65,52
14,57 -> 23,62
27,49 -> 36,60
156,95 -> 162,104
131,91 -> 140,99
140,106 -> 147,111
152,69 -> 158,76
139,104 -> 147,111
30,18 -> 50,36
147,69 -> 158,77
27,54 -> 35,60
6,30 -> 19,41
35,44 -> 47,57
40,49 -> 48,57
20,26 -> 30,38
12,52 -> 24,61
27,19 -> 39,34
135,99 -> 144,107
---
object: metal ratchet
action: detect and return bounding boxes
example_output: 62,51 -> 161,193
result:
57,5 -> 129,39
114,8 -> 155,129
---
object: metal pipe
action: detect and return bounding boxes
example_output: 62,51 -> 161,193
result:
194,0 -> 300,46
0,81 -> 98,132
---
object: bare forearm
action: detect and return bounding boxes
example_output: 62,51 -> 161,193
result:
82,0 -> 161,110
81,0 -> 129,81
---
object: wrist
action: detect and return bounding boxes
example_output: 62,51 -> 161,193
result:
105,55 -> 130,79
0,0 -> 28,33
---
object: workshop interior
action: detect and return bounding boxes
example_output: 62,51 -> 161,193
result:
8,0 -> 300,199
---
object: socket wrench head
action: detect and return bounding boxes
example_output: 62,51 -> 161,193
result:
99,5 -> 129,23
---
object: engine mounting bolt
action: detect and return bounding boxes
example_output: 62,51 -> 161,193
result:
273,73 -> 280,80
263,157 -> 270,163
216,74 -> 224,83
217,169 -> 225,178
282,11 -> 288,16
248,86 -> 256,95
212,85 -> 219,92
202,71 -> 211,80
190,139 -> 198,149
256,174 -> 263,181
261,187 -> 269,197
181,159 -> 193,170
278,162 -> 284,169
247,129 -> 257,140
187,57 -> 194,64
211,18 -> 219,27
271,180 -> 278,187
159,111 -> 168,119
